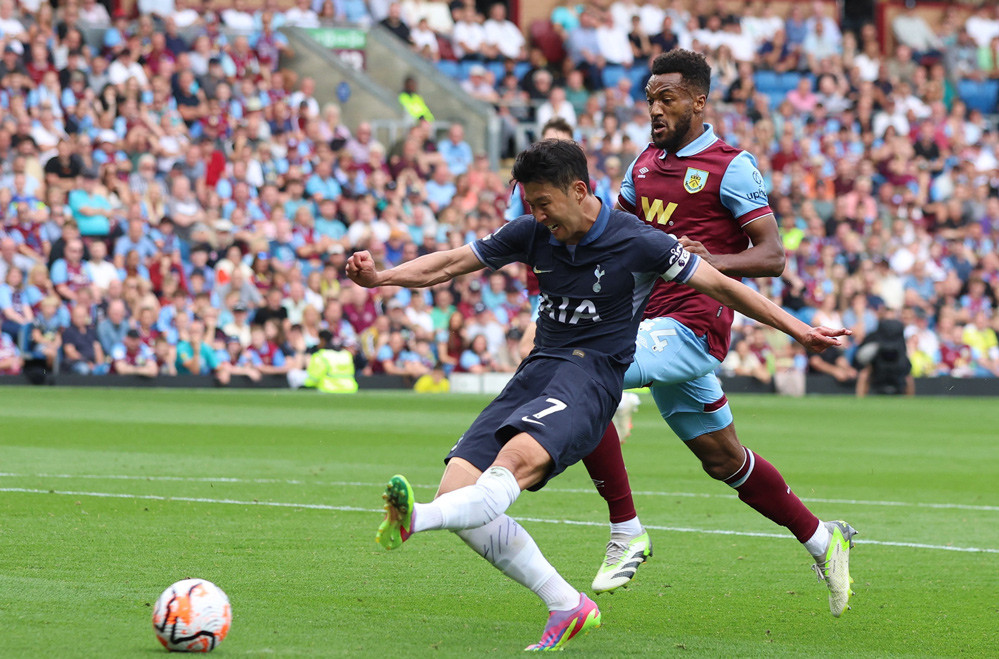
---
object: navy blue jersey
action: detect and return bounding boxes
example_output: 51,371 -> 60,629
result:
470,201 -> 699,386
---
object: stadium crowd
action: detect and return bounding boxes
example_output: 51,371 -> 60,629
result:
0,0 -> 997,388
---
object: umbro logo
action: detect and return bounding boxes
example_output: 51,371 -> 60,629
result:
637,166 -> 649,179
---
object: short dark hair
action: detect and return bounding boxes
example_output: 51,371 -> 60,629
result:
650,48 -> 711,97
511,139 -> 590,193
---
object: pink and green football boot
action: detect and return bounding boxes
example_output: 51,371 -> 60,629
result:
375,475 -> 414,550
525,593 -> 601,652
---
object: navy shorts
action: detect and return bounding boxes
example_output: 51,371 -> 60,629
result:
446,355 -> 619,491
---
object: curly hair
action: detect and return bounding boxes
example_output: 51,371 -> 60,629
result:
650,48 -> 712,97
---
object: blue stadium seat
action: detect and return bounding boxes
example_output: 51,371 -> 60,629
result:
459,60 -> 479,80
629,65 -> 650,101
958,79 -> 999,115
486,61 -> 506,82
753,70 -> 780,96
601,64 -> 627,89
513,61 -> 531,81
435,60 -> 461,80
778,72 -> 806,94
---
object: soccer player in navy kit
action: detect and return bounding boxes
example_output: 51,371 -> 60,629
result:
612,49 -> 858,616
346,139 -> 848,651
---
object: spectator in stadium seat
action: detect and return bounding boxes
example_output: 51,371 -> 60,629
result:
176,318 -> 226,378
451,5 -> 485,61
374,331 -> 430,379
424,164 -> 456,213
334,0 -> 372,27
458,332 -> 497,373
285,0 -> 320,27
411,17 -> 441,61
97,298 -> 131,355
44,139 -> 84,192
68,168 -> 113,239
482,2 -> 526,62
535,86 -> 577,131
0,265 -> 34,351
437,123 -> 473,176
51,238 -> 93,304
223,301 -> 253,348
30,295 -> 64,370
566,9 -> 603,87
111,328 -> 158,377
381,1 -> 413,43
62,302 -> 107,375
647,14 -> 678,59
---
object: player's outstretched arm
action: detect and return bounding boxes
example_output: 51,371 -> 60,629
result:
346,245 -> 485,289
684,261 -> 850,353
679,213 -> 785,278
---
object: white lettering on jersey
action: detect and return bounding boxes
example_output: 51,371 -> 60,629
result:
569,299 -> 600,324
538,293 -> 602,325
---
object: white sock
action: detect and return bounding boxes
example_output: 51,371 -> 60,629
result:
803,520 -> 831,559
411,466 -> 520,533
457,515 -> 580,611
610,517 -> 643,537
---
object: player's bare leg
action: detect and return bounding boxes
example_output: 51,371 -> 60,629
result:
685,423 -> 857,616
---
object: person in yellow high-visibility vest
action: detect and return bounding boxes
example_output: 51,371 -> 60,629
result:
304,347 -> 358,393
398,75 -> 434,122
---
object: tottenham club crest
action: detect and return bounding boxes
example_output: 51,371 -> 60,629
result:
592,265 -> 605,292
683,167 -> 709,194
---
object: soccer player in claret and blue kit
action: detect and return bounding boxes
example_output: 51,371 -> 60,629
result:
610,48 -> 858,616
346,139 -> 849,651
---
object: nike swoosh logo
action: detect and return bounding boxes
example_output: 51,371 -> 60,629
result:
521,416 -> 545,426
532,267 -> 553,274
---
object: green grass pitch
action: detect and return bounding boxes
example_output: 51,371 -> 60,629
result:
1,387 -> 997,657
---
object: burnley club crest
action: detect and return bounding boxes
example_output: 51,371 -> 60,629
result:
683,167 -> 708,194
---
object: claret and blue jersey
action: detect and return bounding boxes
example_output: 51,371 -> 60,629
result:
470,200 -> 700,375
617,123 -> 774,361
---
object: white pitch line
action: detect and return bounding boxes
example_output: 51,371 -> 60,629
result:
3,487 -> 998,555
2,472 -> 998,513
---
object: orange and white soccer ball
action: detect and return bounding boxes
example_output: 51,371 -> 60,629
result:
152,578 -> 232,652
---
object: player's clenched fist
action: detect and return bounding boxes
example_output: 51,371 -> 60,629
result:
346,250 -> 379,288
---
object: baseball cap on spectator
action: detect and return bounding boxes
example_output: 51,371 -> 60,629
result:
386,299 -> 405,310
469,64 -> 487,78
245,97 -> 264,113
126,328 -> 141,339
468,279 -> 482,292
473,302 -> 488,315
98,130 -> 118,145
4,43 -> 21,56
82,166 -> 99,179
214,219 -> 235,232
256,251 -> 270,260
233,303 -> 248,313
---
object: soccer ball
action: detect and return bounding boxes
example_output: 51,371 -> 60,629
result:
152,578 -> 232,652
